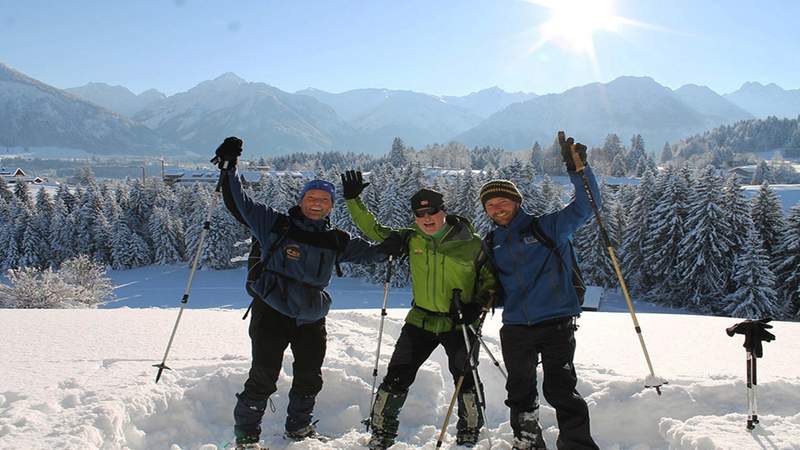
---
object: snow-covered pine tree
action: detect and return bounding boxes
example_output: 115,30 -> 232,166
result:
110,203 -> 150,270
538,174 -> 564,214
13,181 -> 33,210
530,141 -> 544,174
721,174 -> 752,292
621,169 -> 658,294
751,160 -> 773,185
723,226 -> 781,319
55,183 -> 77,213
149,206 -> 183,264
676,166 -> 732,311
643,167 -> 688,304
17,207 -> 48,270
574,182 -> 616,288
660,142 -> 672,164
473,168 -> 496,236
774,204 -> 800,318
388,137 -> 408,167
0,179 -> 12,203
750,181 -> 787,266
200,203 -> 243,270
49,198 -> 76,268
610,153 -> 627,177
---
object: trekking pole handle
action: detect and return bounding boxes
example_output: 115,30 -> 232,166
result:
385,254 -> 393,283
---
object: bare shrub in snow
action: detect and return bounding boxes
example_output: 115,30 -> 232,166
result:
0,256 -> 113,308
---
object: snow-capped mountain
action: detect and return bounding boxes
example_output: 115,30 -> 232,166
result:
65,82 -> 166,117
0,62 -> 164,154
442,86 -> 537,118
456,76 -> 752,150
297,88 -> 483,150
724,82 -> 800,119
134,73 -> 355,155
673,84 -> 754,124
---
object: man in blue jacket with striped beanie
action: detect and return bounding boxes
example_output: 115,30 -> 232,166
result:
479,132 -> 601,450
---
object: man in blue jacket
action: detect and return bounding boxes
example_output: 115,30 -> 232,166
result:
479,133 -> 600,450
214,137 -> 398,449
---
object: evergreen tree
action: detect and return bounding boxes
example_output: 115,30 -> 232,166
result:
149,206 -> 183,264
13,181 -> 33,209
621,170 -> 658,294
660,142 -> 673,164
110,212 -> 150,269
201,204 -> 243,270
574,183 -> 616,288
722,174 -> 753,291
750,181 -> 786,263
676,166 -> 732,311
17,207 -> 48,270
55,183 -> 77,213
388,137 -> 408,167
723,226 -> 780,319
751,160 -> 773,185
530,141 -> 544,174
49,199 -> 76,268
642,167 -> 688,304
610,153 -> 627,177
774,204 -> 800,318
0,179 -> 13,202
538,175 -> 563,214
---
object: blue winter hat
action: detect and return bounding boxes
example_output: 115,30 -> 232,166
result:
300,179 -> 335,201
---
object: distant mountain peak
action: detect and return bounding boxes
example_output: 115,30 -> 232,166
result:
213,72 -> 246,83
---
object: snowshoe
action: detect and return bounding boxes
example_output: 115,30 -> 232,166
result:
456,427 -> 480,447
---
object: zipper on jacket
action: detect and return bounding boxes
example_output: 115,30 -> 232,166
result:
317,252 -> 325,277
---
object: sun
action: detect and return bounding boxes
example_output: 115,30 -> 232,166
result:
525,0 -> 631,59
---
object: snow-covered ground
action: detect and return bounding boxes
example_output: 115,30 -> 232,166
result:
2,304 -> 799,449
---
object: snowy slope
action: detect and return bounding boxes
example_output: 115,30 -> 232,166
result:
1,307 -> 798,450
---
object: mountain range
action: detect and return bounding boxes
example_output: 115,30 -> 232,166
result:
2,60 -> 799,157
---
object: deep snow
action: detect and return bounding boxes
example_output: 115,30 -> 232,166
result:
1,307 -> 798,450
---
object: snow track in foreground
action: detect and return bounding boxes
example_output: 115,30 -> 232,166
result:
1,309 -> 799,449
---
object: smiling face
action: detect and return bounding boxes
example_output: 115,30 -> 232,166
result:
414,207 -> 447,235
299,189 -> 333,221
484,197 -> 520,226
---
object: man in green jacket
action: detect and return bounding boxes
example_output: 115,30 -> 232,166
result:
341,170 -> 496,449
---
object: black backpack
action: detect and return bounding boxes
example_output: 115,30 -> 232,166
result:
481,217 -> 585,305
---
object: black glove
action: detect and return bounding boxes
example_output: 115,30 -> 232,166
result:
374,231 -> 408,258
340,170 -> 370,200
726,318 -> 776,358
458,302 -> 482,325
214,136 -> 243,170
558,131 -> 588,172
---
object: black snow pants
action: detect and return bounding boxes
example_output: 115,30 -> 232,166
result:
381,323 -> 477,393
500,318 -> 599,450
234,299 -> 327,439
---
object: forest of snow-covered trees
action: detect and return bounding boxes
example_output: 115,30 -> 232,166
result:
1,152 -> 799,320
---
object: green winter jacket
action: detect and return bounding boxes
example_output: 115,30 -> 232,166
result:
346,198 -> 496,333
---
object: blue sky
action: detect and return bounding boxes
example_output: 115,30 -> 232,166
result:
2,0 -> 798,96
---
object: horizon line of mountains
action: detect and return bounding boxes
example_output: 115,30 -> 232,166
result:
1,61 -> 799,157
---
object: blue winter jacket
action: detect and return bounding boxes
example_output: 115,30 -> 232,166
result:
226,170 -> 385,324
490,167 -> 601,326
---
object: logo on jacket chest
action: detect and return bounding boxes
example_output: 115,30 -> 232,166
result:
522,234 -> 539,245
284,244 -> 302,260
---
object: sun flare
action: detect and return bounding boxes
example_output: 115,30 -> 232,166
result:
526,0 -> 632,59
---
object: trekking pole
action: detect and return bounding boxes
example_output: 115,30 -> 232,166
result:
153,160 -> 228,383
726,318 -> 775,431
558,130 -> 665,395
436,289 -> 493,449
364,255 -> 393,431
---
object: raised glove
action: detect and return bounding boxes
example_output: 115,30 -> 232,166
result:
558,131 -> 588,172
214,136 -> 243,169
374,231 -> 408,258
340,170 -> 370,200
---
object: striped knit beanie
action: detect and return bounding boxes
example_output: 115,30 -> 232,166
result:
479,179 -> 522,207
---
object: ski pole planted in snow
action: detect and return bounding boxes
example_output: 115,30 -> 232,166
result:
153,159 -> 228,383
364,254 -> 393,431
558,130 -> 667,395
726,318 -> 775,430
436,289 -> 493,449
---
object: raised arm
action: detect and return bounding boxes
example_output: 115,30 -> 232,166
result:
341,170 -> 399,241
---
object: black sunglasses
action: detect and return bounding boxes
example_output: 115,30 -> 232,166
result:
413,206 -> 444,218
